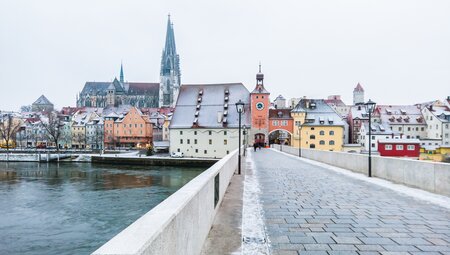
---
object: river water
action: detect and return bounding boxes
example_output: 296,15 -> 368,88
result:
0,162 -> 205,255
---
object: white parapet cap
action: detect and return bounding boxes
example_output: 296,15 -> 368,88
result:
378,139 -> 421,144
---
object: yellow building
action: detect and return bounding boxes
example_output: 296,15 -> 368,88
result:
291,99 -> 346,151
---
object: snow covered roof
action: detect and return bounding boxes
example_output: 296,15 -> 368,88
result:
171,83 -> 251,129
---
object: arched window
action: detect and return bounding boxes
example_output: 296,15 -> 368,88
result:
329,140 -> 335,145
319,131 -> 325,135
329,130 -> 335,135
319,140 -> 325,145
310,135 -> 316,139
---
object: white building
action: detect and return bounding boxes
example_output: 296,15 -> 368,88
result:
273,95 -> 287,109
421,101 -> 450,146
169,83 -> 251,158
377,105 -> 427,140
359,123 -> 400,152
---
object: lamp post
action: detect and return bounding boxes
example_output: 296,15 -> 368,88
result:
364,99 -> 376,177
243,125 -> 247,156
235,99 -> 245,175
297,121 -> 302,157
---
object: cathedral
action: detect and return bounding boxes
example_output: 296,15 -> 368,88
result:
77,16 -> 180,108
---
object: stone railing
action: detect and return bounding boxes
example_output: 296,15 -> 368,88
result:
92,149 -> 240,255
272,144 -> 450,197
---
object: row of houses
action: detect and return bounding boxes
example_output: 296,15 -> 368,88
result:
2,96 -> 173,150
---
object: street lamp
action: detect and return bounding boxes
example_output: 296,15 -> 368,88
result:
297,121 -> 302,157
243,125 -> 247,156
235,99 -> 245,175
364,99 -> 376,177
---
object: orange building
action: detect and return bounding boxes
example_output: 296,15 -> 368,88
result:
268,109 -> 294,144
104,107 -> 153,149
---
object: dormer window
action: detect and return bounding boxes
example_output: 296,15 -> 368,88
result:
198,89 -> 203,96
196,104 -> 201,110
224,103 -> 228,109
224,96 -> 229,102
224,89 -> 229,95
197,97 -> 202,103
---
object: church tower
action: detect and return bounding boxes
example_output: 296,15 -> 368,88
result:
353,83 -> 365,105
159,15 -> 181,108
250,64 -> 270,146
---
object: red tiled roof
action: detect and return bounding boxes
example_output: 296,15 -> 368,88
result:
354,83 -> 364,92
269,109 -> 293,119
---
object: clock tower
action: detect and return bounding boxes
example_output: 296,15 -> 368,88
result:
250,64 -> 270,146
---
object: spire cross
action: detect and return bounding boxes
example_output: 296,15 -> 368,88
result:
259,62 -> 262,72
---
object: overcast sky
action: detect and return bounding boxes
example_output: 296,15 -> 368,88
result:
1,0 -> 449,111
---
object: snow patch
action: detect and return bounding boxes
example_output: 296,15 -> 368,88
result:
241,149 -> 271,254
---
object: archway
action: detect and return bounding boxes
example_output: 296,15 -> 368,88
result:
269,130 -> 292,145
254,133 -> 266,147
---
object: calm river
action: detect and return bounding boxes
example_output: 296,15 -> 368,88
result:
0,162 -> 205,255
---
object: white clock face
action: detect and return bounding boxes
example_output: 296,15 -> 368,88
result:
256,102 -> 265,110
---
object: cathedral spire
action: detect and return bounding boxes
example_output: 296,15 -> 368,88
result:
120,62 -> 124,83
159,14 -> 181,108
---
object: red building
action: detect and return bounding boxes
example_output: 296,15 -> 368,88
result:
377,139 -> 420,158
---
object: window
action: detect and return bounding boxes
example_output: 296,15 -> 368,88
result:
209,131 -> 212,135
398,127 -> 402,131
421,127 -> 424,131
329,131 -> 335,135
330,140 -> 335,145
310,135 -> 316,139
273,120 -> 279,126
319,131 -> 325,135
177,148 -> 180,152
319,140 -> 325,145
371,143 -> 375,148
311,127 -> 315,130
194,139 -> 198,144
226,150 -> 229,154
187,139 -> 190,144
204,150 -> 207,154
129,124 -> 132,128
195,149 -> 198,153
407,145 -> 415,150
310,144 -> 315,148
385,144 -> 393,150
224,131 -> 227,135
135,124 -> 137,128
407,127 -> 411,131
194,131 -> 197,135
209,139 -> 212,145
180,139 -> 183,144
180,131 -> 183,135
224,139 -> 227,145
282,120 -> 288,126
396,145 -> 404,150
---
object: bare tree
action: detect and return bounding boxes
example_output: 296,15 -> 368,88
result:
0,114 -> 21,155
41,112 -> 64,153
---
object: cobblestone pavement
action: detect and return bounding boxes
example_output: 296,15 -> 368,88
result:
251,149 -> 450,255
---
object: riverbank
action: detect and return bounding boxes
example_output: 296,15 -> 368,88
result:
92,155 -> 219,167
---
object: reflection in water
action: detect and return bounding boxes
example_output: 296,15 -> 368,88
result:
0,162 -> 204,255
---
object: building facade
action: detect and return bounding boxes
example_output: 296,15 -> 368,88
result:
169,83 -> 251,158
104,107 -> 153,149
292,99 -> 347,151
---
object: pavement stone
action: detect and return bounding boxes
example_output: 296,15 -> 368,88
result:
249,149 -> 450,255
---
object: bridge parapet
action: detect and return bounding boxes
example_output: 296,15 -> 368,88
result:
92,149 -> 239,255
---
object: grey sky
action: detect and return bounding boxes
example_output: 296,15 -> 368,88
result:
1,0 -> 449,111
